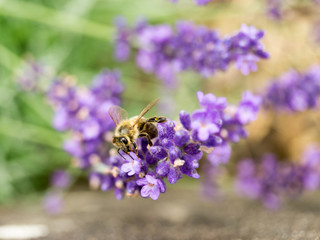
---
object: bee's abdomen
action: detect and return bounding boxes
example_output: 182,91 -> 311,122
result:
142,122 -> 158,139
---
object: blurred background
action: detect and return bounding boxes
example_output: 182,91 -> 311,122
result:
1,0 -> 320,239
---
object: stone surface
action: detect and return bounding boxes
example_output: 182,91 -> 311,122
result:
1,189 -> 320,240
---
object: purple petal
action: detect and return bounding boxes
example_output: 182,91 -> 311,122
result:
150,186 -> 160,200
141,185 -> 152,198
136,178 -> 148,186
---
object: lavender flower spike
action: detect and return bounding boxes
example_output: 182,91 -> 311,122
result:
136,175 -> 163,200
47,68 -> 260,200
168,0 -> 213,5
235,146 -> 320,209
263,65 -> 320,113
114,20 -> 269,86
236,91 -> 261,124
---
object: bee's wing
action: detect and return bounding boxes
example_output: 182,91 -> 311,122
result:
108,105 -> 128,126
131,98 -> 160,128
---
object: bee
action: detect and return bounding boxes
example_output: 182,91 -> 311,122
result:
109,98 -> 167,158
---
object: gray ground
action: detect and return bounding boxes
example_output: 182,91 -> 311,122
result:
1,188 -> 320,240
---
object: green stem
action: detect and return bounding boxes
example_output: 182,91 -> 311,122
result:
0,0 -> 113,40
0,116 -> 65,149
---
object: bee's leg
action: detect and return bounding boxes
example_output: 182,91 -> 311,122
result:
146,117 -> 167,123
126,152 -> 134,160
126,146 -> 135,160
118,148 -> 134,160
132,141 -> 138,155
117,148 -> 126,160
139,133 -> 153,147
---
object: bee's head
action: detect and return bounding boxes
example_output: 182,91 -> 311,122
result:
112,136 -> 130,152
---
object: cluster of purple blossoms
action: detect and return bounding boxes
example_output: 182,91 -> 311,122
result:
263,65 -> 320,113
47,70 -> 123,136
44,63 -> 261,200
114,19 -> 269,86
265,0 -> 320,19
266,0 -> 283,19
235,146 -> 320,209
88,90 -> 261,200
47,69 -> 124,172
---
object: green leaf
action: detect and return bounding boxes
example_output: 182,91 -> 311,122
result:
0,116 -> 65,149
0,0 -> 114,40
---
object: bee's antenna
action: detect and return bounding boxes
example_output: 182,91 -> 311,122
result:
131,98 -> 160,129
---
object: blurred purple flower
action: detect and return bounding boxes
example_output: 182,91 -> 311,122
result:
207,143 -> 232,166
263,66 -> 320,113
236,91 -> 261,124
114,20 -> 269,86
194,0 -> 212,5
114,17 -> 131,61
235,54 -> 259,75
47,68 -> 260,200
266,0 -> 283,19
63,138 -> 84,158
51,170 -> 71,189
301,146 -> 320,190
43,192 -> 63,214
168,0 -> 212,5
235,146 -> 320,209
235,155 -> 282,209
197,91 -> 227,110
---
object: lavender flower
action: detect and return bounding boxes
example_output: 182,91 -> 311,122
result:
114,17 -> 131,62
46,66 -> 260,200
136,175 -> 165,200
236,91 -> 261,124
235,54 -> 259,75
168,0 -> 213,5
263,66 -> 320,113
50,170 -> 71,189
266,0 -> 283,19
235,146 -> 320,209
121,152 -> 141,176
218,91 -> 261,143
265,0 -> 320,20
114,20 -> 269,86
84,90 -> 260,200
207,143 -> 231,166
47,69 -> 124,177
194,0 -> 212,5
300,146 -> 320,190
235,155 -> 282,210
43,192 -> 63,214
191,110 -> 221,141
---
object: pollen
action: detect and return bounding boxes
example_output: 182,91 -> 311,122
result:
173,159 -> 185,167
77,107 -> 89,120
